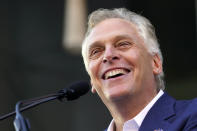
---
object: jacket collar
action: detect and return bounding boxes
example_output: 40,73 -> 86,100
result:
139,92 -> 176,131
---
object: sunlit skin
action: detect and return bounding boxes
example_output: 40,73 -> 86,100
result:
84,18 -> 162,131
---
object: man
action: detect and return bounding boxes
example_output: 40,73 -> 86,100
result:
81,8 -> 197,131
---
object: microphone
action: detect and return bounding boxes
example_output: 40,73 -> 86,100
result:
58,81 -> 90,101
0,81 -> 90,121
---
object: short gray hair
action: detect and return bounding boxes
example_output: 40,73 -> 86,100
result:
82,8 -> 165,90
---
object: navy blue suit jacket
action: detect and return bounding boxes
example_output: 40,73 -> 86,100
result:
105,92 -> 197,131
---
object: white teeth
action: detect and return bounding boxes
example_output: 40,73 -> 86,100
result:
105,69 -> 127,79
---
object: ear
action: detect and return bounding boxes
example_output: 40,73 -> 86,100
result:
152,54 -> 162,75
90,80 -> 96,93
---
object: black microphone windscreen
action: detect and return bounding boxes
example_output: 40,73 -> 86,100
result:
58,81 -> 90,101
68,81 -> 90,96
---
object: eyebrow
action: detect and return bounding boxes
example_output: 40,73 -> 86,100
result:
88,34 -> 133,51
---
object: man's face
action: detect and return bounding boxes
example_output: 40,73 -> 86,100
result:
85,18 -> 161,103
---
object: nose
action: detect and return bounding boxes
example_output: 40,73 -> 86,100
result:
102,46 -> 119,63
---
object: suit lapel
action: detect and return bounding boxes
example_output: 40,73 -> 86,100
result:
139,92 -> 176,131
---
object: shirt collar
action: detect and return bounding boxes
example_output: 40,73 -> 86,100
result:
107,90 -> 164,131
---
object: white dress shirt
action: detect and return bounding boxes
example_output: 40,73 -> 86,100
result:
107,90 -> 164,131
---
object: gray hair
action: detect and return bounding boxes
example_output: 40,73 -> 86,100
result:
82,8 -> 165,90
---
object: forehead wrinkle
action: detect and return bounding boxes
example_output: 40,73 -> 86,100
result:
86,18 -> 140,49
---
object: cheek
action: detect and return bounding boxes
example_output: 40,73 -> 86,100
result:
123,49 -> 140,66
88,61 -> 100,81
124,49 -> 151,79
89,62 -> 96,75
88,62 -> 103,94
128,48 -> 150,65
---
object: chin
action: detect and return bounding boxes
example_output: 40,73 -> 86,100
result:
105,87 -> 132,101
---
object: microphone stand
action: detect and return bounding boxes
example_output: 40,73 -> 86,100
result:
14,101 -> 30,131
0,81 -> 89,131
0,93 -> 62,121
0,91 -> 67,131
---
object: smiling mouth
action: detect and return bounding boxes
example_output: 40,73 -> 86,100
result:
102,68 -> 131,80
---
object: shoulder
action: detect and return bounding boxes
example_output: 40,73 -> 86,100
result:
159,92 -> 197,121
163,95 -> 197,130
174,97 -> 197,113
161,92 -> 197,112
175,98 -> 197,130
174,97 -> 197,120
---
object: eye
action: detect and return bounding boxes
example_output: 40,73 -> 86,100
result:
89,47 -> 103,59
116,41 -> 132,49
